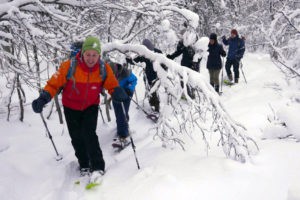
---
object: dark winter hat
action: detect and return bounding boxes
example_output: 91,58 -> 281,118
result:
231,29 -> 238,36
70,41 -> 83,57
142,39 -> 154,51
82,36 -> 101,54
110,62 -> 124,75
209,33 -> 217,40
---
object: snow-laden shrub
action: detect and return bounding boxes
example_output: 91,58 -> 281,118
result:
103,42 -> 259,163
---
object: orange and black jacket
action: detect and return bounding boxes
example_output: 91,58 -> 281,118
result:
44,53 -> 119,111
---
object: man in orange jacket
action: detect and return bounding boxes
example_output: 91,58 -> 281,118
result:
32,36 -> 128,183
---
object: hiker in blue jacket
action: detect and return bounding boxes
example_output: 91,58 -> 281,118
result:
111,63 -> 137,146
222,29 -> 245,83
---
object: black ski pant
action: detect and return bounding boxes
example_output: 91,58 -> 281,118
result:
64,105 -> 105,171
149,91 -> 160,112
147,81 -> 160,112
225,58 -> 240,79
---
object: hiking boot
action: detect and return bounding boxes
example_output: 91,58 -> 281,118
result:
215,85 -> 220,93
228,74 -> 233,81
90,170 -> 105,184
115,136 -> 131,148
80,167 -> 90,176
234,78 -> 239,83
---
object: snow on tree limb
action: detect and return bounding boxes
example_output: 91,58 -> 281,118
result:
103,42 -> 259,163
160,6 -> 199,29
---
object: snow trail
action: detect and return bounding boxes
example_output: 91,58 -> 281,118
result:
0,53 -> 299,200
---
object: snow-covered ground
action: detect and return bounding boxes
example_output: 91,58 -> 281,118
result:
0,53 -> 300,200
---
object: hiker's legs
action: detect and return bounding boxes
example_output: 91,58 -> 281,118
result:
225,59 -> 233,81
81,105 -> 105,171
233,59 -> 240,82
112,100 -> 129,138
64,106 -> 89,168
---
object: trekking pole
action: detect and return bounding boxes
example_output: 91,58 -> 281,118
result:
40,112 -> 63,161
240,61 -> 247,84
220,58 -> 225,95
134,90 -> 139,104
104,93 -> 111,122
130,97 -> 159,122
99,106 -> 105,124
121,102 -> 141,170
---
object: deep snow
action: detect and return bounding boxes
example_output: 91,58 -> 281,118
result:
0,53 -> 299,200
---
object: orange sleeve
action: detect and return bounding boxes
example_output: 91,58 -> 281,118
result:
44,60 -> 70,98
103,63 -> 119,95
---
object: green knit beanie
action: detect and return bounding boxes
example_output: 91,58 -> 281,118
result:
82,36 -> 101,54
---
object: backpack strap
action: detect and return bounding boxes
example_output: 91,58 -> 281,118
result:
67,56 -> 77,80
99,59 -> 107,94
99,59 -> 107,82
65,58 -> 107,92
66,58 -> 107,81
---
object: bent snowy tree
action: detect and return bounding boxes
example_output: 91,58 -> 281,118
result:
103,42 -> 259,163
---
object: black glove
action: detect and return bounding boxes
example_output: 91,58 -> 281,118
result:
32,90 -> 51,113
111,86 -> 129,103
221,50 -> 226,57
125,57 -> 133,65
192,62 -> 199,72
222,35 -> 226,40
166,54 -> 172,59
236,55 -> 242,62
125,88 -> 133,97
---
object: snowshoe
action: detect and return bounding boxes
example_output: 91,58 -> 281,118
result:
112,137 -> 131,152
79,167 -> 90,177
223,79 -> 234,86
147,111 -> 159,123
86,170 -> 104,190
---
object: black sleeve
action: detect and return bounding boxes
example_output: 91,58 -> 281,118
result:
220,45 -> 226,57
126,57 -> 134,65
168,41 -> 184,59
154,48 -> 162,54
133,56 -> 146,63
238,39 -> 245,58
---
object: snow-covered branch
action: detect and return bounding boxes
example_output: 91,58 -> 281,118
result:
103,42 -> 259,162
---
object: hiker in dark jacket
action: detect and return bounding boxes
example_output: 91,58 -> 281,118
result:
167,40 -> 196,70
207,33 -> 226,93
111,63 -> 137,146
126,39 -> 161,112
222,29 -> 245,83
167,39 -> 198,99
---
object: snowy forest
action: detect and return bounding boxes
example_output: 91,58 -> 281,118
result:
0,0 -> 300,200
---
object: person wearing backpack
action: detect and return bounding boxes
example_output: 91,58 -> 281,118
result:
207,33 -> 226,93
167,25 -> 200,99
222,29 -> 245,83
110,62 -> 137,147
31,36 -> 128,183
126,39 -> 162,112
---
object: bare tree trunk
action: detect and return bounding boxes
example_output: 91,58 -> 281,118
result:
54,94 -> 64,124
7,75 -> 17,122
33,44 -> 41,90
16,74 -> 25,122
53,50 -> 64,124
23,41 -> 33,73
47,101 -> 55,119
